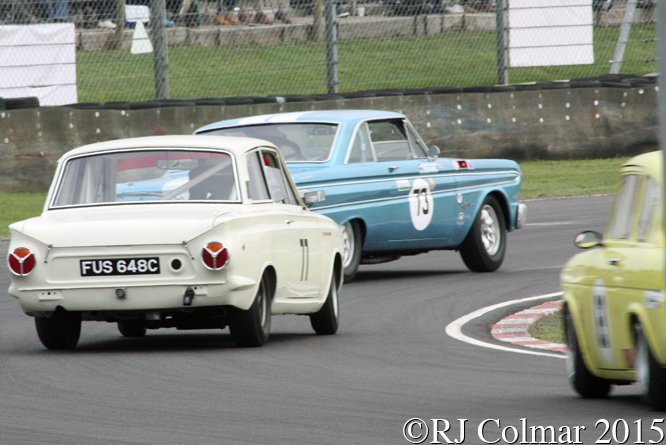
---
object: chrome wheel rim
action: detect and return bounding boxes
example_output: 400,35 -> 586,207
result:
341,222 -> 355,269
480,204 -> 500,256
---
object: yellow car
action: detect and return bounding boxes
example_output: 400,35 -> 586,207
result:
561,151 -> 665,410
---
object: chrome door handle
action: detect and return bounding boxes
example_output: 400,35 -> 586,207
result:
608,258 -> 620,266
285,219 -> 294,224
389,166 -> 400,172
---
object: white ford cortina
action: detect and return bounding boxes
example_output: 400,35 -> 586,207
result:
7,135 -> 344,350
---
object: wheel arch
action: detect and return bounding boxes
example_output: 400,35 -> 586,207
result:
342,217 -> 367,246
628,307 -> 665,365
261,265 -> 277,301
563,299 -> 599,376
485,190 -> 512,230
334,252 -> 343,288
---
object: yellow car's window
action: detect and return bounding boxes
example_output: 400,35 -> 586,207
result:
608,174 -> 639,240
637,176 -> 660,243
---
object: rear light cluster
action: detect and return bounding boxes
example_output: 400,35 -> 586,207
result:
8,247 -> 36,276
201,242 -> 229,271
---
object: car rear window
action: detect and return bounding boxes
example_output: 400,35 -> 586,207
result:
206,123 -> 338,163
51,149 -> 240,208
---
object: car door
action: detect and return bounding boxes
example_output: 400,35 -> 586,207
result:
360,119 -> 457,250
251,149 -> 323,301
579,173 -> 662,371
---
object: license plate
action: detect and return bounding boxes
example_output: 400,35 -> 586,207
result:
80,258 -> 160,276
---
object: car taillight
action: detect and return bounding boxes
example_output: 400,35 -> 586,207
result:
201,242 -> 229,271
8,247 -> 36,276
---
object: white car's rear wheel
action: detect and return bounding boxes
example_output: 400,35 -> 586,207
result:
35,309 -> 82,350
565,308 -> 611,398
341,220 -> 362,282
635,324 -> 666,411
310,270 -> 339,335
229,274 -> 271,347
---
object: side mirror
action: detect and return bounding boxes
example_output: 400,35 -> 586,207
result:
574,231 -> 603,249
427,145 -> 440,161
303,190 -> 326,207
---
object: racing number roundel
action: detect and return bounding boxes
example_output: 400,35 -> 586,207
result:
409,178 -> 434,231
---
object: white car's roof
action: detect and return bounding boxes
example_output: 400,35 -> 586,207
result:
59,135 -> 276,161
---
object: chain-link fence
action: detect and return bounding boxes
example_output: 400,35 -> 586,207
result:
0,0 -> 657,105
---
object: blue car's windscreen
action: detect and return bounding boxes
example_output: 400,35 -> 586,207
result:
206,123 -> 338,163
51,149 -> 240,208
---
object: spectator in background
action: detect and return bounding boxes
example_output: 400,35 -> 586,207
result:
97,0 -> 117,28
215,0 -> 239,25
2,0 -> 39,23
44,0 -> 69,22
178,0 -> 201,27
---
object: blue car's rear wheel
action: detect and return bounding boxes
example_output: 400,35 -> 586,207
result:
459,195 -> 506,272
118,320 -> 147,338
341,220 -> 362,282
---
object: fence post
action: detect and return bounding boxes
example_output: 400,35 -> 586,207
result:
150,0 -> 169,99
610,0 -> 638,74
324,0 -> 338,94
495,0 -> 508,85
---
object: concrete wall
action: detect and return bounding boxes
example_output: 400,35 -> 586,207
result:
0,83 -> 657,193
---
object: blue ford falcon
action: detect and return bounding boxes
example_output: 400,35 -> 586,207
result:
196,110 -> 526,281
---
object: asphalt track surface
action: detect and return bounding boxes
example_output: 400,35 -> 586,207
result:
1,195 -> 662,445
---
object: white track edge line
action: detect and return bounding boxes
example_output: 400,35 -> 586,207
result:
445,292 -> 566,359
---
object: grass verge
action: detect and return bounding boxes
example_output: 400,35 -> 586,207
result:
529,309 -> 565,345
0,156 -> 626,238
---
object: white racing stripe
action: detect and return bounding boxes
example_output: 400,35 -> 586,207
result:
526,222 -> 574,226
445,292 -> 566,359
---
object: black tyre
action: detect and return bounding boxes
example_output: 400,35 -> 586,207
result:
118,320 -> 147,338
565,309 -> 611,398
341,220 -> 362,282
310,271 -> 339,335
35,310 -> 82,350
635,324 -> 666,411
459,195 -> 506,272
229,275 -> 271,347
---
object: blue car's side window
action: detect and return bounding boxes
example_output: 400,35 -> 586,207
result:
368,120 -> 412,162
347,123 -> 375,164
406,125 -> 428,159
